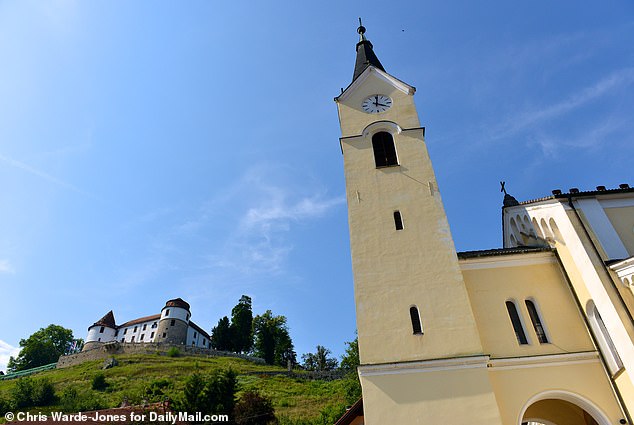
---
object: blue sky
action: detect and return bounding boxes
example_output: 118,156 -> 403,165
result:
1,1 -> 633,372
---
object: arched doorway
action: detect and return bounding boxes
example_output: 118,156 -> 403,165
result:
519,391 -> 611,425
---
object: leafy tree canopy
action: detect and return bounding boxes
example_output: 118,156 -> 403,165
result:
339,337 -> 359,372
210,316 -> 233,351
253,310 -> 296,366
7,324 -> 74,372
230,295 -> 253,353
301,345 -> 338,371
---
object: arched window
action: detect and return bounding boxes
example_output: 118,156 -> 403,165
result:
372,132 -> 398,167
588,302 -> 623,374
505,301 -> 528,345
409,306 -> 423,335
525,300 -> 548,343
394,211 -> 404,230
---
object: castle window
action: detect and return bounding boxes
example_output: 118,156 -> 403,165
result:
372,132 -> 398,167
162,333 -> 166,338
525,300 -> 548,343
114,330 -> 119,337
152,322 -> 157,328
133,326 -> 138,332
151,332 -> 155,339
165,309 -> 170,317
98,338 -> 101,342
140,334 -> 144,341
394,211 -> 403,230
131,336 -> 135,342
121,338 -> 125,343
203,340 -> 206,347
99,326 -> 104,333
192,341 -> 195,346
123,329 -> 128,335
170,319 -> 175,326
194,332 -> 197,338
143,324 -> 147,331
506,301 -> 528,345
409,306 -> 423,335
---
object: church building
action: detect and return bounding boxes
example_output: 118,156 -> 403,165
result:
335,22 -> 634,425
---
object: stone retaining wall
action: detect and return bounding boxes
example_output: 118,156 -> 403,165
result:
57,342 -> 264,368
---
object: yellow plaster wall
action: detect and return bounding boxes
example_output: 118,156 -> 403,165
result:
361,367 -> 503,425
462,256 -> 595,358
338,73 -> 484,364
604,206 -> 634,257
489,362 -> 624,425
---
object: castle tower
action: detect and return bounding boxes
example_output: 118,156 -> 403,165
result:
335,23 -> 503,424
154,298 -> 191,345
83,310 -> 117,351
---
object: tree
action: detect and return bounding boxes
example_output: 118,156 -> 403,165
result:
233,391 -> 277,425
339,337 -> 359,372
230,295 -> 253,353
7,324 -> 74,372
301,345 -> 338,371
178,369 -> 237,416
340,337 -> 361,404
253,310 -> 296,366
210,316 -> 233,351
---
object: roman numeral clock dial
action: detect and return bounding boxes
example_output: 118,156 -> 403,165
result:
361,94 -> 392,113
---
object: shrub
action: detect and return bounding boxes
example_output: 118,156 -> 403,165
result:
9,377 -> 56,408
234,391 -> 277,425
167,347 -> 180,357
60,386 -> 103,412
91,373 -> 108,391
145,378 -> 172,398
176,369 -> 236,416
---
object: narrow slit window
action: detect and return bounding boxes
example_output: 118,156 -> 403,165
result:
505,301 -> 528,345
394,211 -> 404,230
372,132 -> 398,167
525,300 -> 548,343
409,306 -> 423,335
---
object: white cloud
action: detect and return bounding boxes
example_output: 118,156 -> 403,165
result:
0,259 -> 15,274
494,68 -> 634,139
0,340 -> 20,373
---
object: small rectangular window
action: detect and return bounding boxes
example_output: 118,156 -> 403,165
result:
143,324 -> 147,331
99,326 -> 104,333
194,332 -> 197,338
162,333 -> 166,338
165,309 -> 170,316
124,329 -> 128,335
121,338 -> 125,343
170,319 -> 175,326
394,211 -> 403,230
114,330 -> 119,337
133,326 -> 138,332
151,332 -> 155,339
131,336 -> 135,342
140,334 -> 144,341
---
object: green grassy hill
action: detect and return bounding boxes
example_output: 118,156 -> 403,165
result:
0,354 -> 352,424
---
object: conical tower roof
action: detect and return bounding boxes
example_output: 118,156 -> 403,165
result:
352,19 -> 385,82
90,310 -> 116,329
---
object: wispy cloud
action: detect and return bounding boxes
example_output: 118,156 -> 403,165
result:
0,152 -> 97,199
0,340 -> 19,373
0,259 -> 15,274
493,67 -> 634,139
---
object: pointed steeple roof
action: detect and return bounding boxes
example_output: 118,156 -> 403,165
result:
353,19 -> 385,82
91,310 -> 116,329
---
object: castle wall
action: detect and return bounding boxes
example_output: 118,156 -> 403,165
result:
57,342 -> 265,369
155,318 -> 188,345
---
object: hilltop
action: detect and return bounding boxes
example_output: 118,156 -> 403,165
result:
0,353 -> 352,424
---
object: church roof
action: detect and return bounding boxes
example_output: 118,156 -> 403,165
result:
90,310 -> 116,329
457,246 -> 553,259
352,20 -> 385,82
506,184 -> 633,207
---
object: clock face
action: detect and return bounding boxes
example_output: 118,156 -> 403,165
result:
362,94 -> 392,114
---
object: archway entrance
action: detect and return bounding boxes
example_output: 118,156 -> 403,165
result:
521,394 -> 609,425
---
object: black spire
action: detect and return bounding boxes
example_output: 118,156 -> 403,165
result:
353,19 -> 385,82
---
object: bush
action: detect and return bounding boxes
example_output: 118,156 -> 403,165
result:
176,369 -> 236,416
167,347 -> 180,357
91,373 -> 108,391
234,391 -> 277,425
60,386 -> 103,412
9,377 -> 56,408
145,378 -> 172,399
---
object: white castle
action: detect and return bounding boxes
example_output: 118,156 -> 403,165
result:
83,298 -> 210,351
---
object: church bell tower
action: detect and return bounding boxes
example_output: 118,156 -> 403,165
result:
335,22 -> 504,424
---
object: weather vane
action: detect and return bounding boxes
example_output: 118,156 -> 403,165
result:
500,181 -> 507,195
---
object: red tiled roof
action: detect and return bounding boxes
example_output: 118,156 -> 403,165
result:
118,314 -> 161,329
334,398 -> 363,425
90,311 -> 116,330
164,298 -> 190,311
